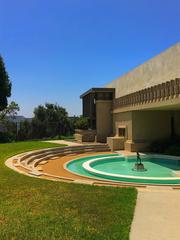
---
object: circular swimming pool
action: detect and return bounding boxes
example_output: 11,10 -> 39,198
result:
66,154 -> 180,185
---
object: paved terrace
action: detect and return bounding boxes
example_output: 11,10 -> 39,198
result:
130,187 -> 180,240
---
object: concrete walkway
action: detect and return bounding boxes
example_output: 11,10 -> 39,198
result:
44,140 -> 105,146
130,187 -> 180,240
44,140 -> 83,146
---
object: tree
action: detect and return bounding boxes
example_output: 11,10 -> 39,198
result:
74,116 -> 89,130
68,116 -> 79,134
31,105 -> 47,138
31,103 -> 70,138
0,101 -> 20,142
0,101 -> 20,121
0,55 -> 11,111
18,120 -> 32,141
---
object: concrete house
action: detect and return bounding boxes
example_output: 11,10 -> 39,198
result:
80,42 -> 180,152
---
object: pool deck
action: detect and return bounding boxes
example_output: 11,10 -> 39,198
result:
130,187 -> 180,240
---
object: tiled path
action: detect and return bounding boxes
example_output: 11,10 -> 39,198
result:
130,187 -> 180,240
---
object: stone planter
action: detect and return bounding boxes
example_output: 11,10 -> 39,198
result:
74,129 -> 96,142
107,136 -> 125,151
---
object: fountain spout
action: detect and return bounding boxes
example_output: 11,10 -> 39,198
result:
137,152 -> 141,164
132,152 -> 147,171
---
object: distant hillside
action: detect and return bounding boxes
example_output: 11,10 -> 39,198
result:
8,116 -> 32,123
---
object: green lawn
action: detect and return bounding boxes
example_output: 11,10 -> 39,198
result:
0,141 -> 137,240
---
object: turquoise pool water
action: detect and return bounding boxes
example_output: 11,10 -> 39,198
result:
66,154 -> 180,185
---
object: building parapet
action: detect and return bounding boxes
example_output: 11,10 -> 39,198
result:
113,78 -> 180,109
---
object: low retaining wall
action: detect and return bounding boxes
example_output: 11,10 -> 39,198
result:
74,129 -> 96,142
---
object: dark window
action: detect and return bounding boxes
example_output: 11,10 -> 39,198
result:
118,128 -> 126,137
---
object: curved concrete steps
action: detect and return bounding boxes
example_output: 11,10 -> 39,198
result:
12,144 -> 110,177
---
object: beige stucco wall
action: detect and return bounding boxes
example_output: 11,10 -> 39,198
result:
112,110 -> 180,151
113,110 -> 179,142
96,100 -> 113,142
106,42 -> 180,98
113,111 -> 133,140
132,111 -> 172,142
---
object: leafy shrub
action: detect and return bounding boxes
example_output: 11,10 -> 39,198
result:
0,131 -> 15,143
150,137 -> 180,156
164,144 -> 180,156
59,135 -> 75,140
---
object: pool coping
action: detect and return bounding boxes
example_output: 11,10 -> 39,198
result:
64,154 -> 120,183
65,153 -> 180,184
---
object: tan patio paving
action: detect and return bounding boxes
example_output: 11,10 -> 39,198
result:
130,187 -> 180,240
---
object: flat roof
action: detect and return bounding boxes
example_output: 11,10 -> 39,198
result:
80,88 -> 115,98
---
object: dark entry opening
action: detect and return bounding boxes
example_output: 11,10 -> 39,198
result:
171,116 -> 175,138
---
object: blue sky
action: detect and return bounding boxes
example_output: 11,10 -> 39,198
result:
1,0 -> 180,117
